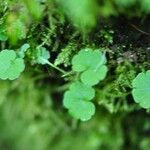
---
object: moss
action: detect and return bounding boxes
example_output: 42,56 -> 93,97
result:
0,0 -> 150,149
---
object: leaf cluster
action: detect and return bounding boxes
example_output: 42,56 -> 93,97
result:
63,48 -> 108,121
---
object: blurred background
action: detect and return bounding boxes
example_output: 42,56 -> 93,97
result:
0,0 -> 150,149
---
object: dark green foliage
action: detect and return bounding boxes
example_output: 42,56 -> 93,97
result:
0,0 -> 150,149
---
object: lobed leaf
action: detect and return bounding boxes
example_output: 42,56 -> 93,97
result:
0,50 -> 25,80
132,70 -> 150,108
63,82 -> 95,121
36,47 -> 50,65
72,48 -> 107,86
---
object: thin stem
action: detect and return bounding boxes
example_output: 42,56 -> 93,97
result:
47,61 -> 67,74
62,71 -> 74,77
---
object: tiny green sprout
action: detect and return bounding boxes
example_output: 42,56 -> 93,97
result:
18,43 -> 30,58
132,70 -> 150,108
36,47 -> 50,65
72,48 -> 108,86
0,50 -> 25,80
35,46 -> 66,74
63,82 -> 95,121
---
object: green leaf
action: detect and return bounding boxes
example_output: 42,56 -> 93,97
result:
63,82 -> 95,121
58,0 -> 97,31
132,70 -> 150,108
115,0 -> 135,7
69,82 -> 95,100
18,43 -> 30,58
69,100 -> 95,121
23,0 -> 43,20
0,25 -> 8,41
81,66 -> 108,86
0,50 -> 25,80
72,48 -> 107,86
63,82 -> 95,108
63,91 -> 76,109
141,0 -> 150,13
6,18 -> 26,45
36,47 -> 50,65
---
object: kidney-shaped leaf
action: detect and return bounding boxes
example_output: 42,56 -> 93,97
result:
72,48 -> 107,86
63,82 -> 95,121
132,70 -> 150,108
0,50 -> 25,80
63,91 -> 95,121
72,48 -> 106,71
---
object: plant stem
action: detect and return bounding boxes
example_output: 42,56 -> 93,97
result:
47,61 -> 67,74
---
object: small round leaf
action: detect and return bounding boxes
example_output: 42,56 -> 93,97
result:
0,50 -> 25,80
72,48 -> 105,72
132,70 -> 150,108
63,82 -> 96,121
72,48 -> 107,86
